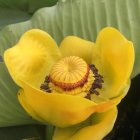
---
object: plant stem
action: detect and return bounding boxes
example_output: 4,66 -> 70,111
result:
45,125 -> 54,140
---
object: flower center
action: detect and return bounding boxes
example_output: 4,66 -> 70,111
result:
40,56 -> 104,99
50,56 -> 90,90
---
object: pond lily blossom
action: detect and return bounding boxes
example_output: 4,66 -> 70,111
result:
4,27 -> 134,140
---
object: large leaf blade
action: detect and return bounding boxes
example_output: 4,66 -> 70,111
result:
0,62 -> 37,126
0,7 -> 31,30
0,0 -> 58,29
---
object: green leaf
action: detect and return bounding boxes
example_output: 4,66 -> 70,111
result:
0,7 -> 31,30
0,55 -> 2,62
0,62 -> 37,126
0,0 -> 139,77
0,0 -> 58,29
0,124 -> 45,140
0,0 -> 58,13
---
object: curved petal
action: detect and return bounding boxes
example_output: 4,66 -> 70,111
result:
4,29 -> 61,88
53,107 -> 117,140
18,80 -> 99,127
92,27 -> 134,98
59,36 -> 94,63
91,80 -> 130,113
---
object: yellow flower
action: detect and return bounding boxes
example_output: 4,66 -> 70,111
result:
4,27 -> 134,140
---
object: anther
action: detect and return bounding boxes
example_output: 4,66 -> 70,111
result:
88,64 -> 104,96
44,76 -> 50,83
93,90 -> 100,96
40,77 -> 52,93
85,93 -> 91,100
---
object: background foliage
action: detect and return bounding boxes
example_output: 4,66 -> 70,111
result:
0,0 -> 58,30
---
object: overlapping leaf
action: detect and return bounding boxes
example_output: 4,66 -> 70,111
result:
0,0 -> 58,29
0,62 -> 37,126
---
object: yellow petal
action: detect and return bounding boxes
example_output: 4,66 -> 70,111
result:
92,27 -> 134,98
53,107 -> 117,140
18,80 -> 99,127
92,80 -> 130,113
59,36 -> 94,63
4,29 -> 61,88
